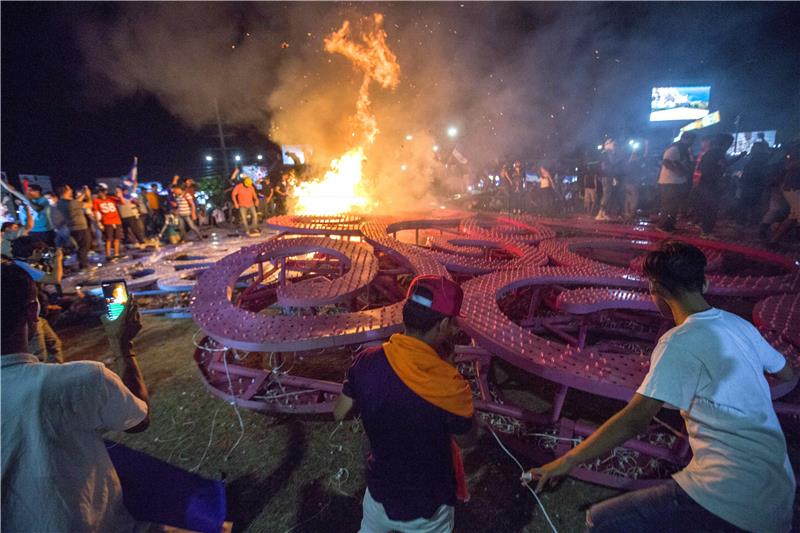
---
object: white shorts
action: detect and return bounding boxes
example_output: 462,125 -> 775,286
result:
359,488 -> 454,533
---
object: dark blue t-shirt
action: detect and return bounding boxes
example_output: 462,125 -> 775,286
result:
342,346 -> 472,521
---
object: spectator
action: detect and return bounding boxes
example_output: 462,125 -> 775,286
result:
7,235 -> 65,363
334,275 -> 478,533
232,175 -> 260,236
623,141 -> 648,220
80,186 -> 102,254
582,165 -> 598,216
759,162 -> 791,240
657,132 -> 696,231
688,136 -> 713,223
1,221 -> 23,256
273,172 -> 291,215
538,164 -> 558,216
1,262 -> 150,532
691,133 -> 734,236
116,186 -> 146,247
510,160 -> 525,214
22,183 -> 55,247
145,184 -> 163,236
770,143 -> 800,244
54,184 -> 91,270
259,180 -> 275,222
171,184 -> 202,241
527,241 -> 795,533
211,206 -> 226,226
1,202 -> 33,256
93,186 -> 123,261
158,208 -> 183,244
738,140 -> 771,226
596,138 -> 623,221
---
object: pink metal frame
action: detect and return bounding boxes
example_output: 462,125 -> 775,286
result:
189,213 -> 799,490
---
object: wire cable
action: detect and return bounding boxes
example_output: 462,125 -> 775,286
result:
488,427 -> 559,533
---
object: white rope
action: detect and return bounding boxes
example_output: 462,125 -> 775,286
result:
487,427 -> 559,533
221,351 -> 246,461
190,407 -> 220,472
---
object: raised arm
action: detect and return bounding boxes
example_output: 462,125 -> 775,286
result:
101,304 -> 150,433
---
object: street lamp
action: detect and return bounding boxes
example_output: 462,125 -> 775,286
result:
205,155 -> 213,162
447,126 -> 458,138
257,154 -> 263,161
234,154 -> 242,162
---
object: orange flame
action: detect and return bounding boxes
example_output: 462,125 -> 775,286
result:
292,13 -> 400,216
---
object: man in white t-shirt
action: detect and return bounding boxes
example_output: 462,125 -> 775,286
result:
1,261 -> 151,532
657,132 -> 696,231
526,241 -> 796,532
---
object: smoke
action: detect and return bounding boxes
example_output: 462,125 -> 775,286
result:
76,3 -> 287,127
77,3 -> 793,212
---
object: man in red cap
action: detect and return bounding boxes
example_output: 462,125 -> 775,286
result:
334,275 -> 478,533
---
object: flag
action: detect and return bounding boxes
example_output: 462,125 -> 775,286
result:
123,157 -> 138,187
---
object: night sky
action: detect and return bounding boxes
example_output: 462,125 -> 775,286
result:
2,2 -> 799,186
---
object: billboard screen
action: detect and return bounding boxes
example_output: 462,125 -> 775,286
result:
728,131 -> 776,155
650,86 -> 710,122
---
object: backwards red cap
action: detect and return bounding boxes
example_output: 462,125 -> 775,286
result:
406,275 -> 463,317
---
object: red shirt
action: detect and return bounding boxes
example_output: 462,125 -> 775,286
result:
93,197 -> 122,225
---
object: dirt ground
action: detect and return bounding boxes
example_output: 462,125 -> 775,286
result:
60,314 -> 799,533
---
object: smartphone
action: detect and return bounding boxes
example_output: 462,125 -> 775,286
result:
101,279 -> 129,321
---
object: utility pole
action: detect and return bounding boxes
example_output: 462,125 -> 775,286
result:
214,97 -> 231,178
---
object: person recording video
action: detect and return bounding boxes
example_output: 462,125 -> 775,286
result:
0,262 -> 150,532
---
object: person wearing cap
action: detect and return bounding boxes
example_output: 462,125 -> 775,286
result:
232,174 -> 260,236
334,275 -> 478,533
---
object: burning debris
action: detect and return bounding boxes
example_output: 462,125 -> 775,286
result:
291,14 -> 400,216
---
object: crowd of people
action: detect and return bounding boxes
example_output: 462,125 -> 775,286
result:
473,133 -> 800,243
0,159 -> 302,284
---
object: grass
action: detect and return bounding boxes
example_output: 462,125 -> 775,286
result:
60,316 -> 799,532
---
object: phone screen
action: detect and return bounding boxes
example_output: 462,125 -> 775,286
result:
101,279 -> 129,321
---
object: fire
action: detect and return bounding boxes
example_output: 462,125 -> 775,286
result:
291,147 -> 369,215
291,13 -> 400,216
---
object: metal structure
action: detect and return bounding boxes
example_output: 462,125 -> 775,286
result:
81,212 -> 797,490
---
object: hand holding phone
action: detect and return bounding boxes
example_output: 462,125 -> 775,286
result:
100,281 -> 141,355
101,279 -> 129,321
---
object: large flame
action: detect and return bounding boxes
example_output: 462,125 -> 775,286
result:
291,13 -> 400,216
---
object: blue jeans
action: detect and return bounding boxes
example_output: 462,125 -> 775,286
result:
587,480 -> 743,532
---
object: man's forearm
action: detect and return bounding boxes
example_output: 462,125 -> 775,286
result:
562,408 -> 644,467
113,341 -> 150,407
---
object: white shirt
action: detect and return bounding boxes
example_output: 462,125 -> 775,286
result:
657,145 -> 688,185
1,354 -> 148,532
637,308 -> 795,532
